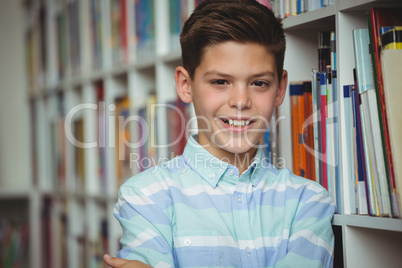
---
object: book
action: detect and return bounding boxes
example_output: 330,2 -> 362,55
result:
67,0 -> 81,75
303,81 -> 315,181
318,31 -> 331,72
262,126 -> 271,162
95,83 -> 107,194
311,69 -> 321,184
58,199 -> 68,268
332,70 -> 340,213
351,83 -> 368,215
138,92 -> 158,172
367,8 -> 402,217
353,28 -> 390,216
135,0 -> 155,59
381,27 -> 402,217
90,0 -> 103,70
110,0 -> 128,64
290,82 -> 303,177
343,85 -> 357,214
304,0 -> 323,12
297,82 -> 307,178
169,0 -> 181,51
319,72 -> 327,190
74,118 -> 86,193
326,68 -> 340,212
42,197 -> 53,268
115,95 -> 132,187
0,219 -> 29,268
50,93 -> 66,192
326,65 -> 336,206
270,107 -> 279,166
297,0 -> 304,14
330,31 -> 336,70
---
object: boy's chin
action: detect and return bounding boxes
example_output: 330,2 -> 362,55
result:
213,139 -> 259,155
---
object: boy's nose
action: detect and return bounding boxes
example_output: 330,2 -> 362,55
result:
229,87 -> 251,110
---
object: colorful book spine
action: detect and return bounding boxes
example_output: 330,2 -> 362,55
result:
359,95 -> 378,216
320,72 -> 327,190
262,126 -> 272,162
332,69 -> 340,212
326,65 -> 335,205
169,0 -> 182,50
303,81 -> 315,181
312,70 -> 321,184
381,26 -> 402,217
67,0 -> 81,75
115,95 -> 132,187
330,31 -> 336,70
318,31 -> 331,72
343,85 -> 357,214
290,83 -> 302,177
367,8 -> 402,217
121,0 -> 128,62
297,0 -> 304,14
297,82 -> 307,178
96,84 -> 107,194
135,0 -> 155,59
270,107 -> 279,166
351,82 -> 368,215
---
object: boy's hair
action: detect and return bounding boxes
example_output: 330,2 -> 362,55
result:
180,0 -> 286,81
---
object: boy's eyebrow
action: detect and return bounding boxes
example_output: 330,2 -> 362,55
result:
251,71 -> 276,79
203,70 -> 276,78
203,71 -> 233,78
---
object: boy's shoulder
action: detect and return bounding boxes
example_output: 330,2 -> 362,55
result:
269,166 -> 329,195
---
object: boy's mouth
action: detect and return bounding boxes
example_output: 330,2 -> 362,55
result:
218,117 -> 256,129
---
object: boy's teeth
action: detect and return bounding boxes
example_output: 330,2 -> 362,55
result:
225,119 -> 251,127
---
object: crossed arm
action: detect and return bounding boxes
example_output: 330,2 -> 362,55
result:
103,254 -> 152,268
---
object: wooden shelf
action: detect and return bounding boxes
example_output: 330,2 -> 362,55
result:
283,5 -> 335,30
343,215 -> 402,232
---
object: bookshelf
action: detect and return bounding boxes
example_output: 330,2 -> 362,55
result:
0,0 -> 400,267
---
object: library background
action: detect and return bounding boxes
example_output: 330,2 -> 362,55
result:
0,0 -> 401,267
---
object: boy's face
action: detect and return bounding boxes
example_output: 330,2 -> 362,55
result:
176,41 -> 287,158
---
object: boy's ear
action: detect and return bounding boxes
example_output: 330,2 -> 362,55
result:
175,66 -> 193,103
275,70 -> 288,106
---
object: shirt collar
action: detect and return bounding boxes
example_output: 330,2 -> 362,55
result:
182,135 -> 269,188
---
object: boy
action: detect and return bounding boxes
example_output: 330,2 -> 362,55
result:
104,0 -> 335,267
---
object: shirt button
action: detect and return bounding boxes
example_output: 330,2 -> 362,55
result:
237,196 -> 243,204
245,247 -> 251,256
209,172 -> 216,179
276,238 -> 281,247
228,169 -> 235,176
184,239 -> 192,246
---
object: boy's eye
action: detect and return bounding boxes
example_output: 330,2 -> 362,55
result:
253,80 -> 269,87
212,79 -> 229,85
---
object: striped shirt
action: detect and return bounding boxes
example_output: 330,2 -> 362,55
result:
114,135 -> 335,267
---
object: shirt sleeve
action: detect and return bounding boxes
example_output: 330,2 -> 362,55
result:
114,183 -> 174,268
276,188 -> 335,268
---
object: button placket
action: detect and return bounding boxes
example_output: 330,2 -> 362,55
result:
184,239 -> 192,246
237,194 -> 243,205
245,247 -> 251,256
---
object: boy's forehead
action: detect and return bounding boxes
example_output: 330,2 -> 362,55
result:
195,41 -> 277,74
